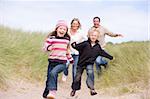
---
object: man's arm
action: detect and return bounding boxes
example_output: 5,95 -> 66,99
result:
104,27 -> 123,37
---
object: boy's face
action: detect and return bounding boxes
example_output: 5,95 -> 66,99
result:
56,26 -> 67,37
89,31 -> 99,42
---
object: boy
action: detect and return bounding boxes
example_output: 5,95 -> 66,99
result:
70,29 -> 113,96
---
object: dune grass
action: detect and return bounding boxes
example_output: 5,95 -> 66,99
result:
0,26 -> 149,93
95,41 -> 150,94
0,26 -> 48,89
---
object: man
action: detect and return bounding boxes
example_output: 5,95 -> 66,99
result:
88,16 -> 123,76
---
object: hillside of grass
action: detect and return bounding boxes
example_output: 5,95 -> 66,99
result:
95,41 -> 150,95
0,26 -> 150,93
0,26 -> 47,89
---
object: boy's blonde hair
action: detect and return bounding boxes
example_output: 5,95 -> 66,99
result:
87,29 -> 100,40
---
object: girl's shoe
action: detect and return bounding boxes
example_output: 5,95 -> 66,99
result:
90,90 -> 97,96
47,90 -> 56,99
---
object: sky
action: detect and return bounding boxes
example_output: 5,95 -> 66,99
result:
0,0 -> 149,43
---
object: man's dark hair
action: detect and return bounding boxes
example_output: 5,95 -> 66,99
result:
93,17 -> 100,22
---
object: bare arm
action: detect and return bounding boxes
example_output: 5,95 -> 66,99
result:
104,27 -> 123,37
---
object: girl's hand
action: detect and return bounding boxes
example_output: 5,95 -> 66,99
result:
70,60 -> 74,64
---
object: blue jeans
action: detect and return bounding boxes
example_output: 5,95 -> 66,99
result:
63,54 -> 79,81
71,64 -> 95,90
95,56 -> 108,73
63,60 -> 70,76
44,60 -> 66,91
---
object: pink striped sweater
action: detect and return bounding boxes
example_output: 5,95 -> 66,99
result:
43,36 -> 73,63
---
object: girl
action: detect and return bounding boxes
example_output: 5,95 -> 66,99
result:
62,18 -> 87,82
70,29 -> 113,97
42,20 -> 73,99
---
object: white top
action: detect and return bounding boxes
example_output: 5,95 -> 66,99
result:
69,29 -> 87,55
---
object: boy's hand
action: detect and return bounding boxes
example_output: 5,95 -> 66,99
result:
71,42 -> 76,47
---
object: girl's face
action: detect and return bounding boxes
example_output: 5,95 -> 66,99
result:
71,20 -> 80,30
56,26 -> 68,37
89,31 -> 99,42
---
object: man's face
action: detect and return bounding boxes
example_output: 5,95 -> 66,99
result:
93,18 -> 100,28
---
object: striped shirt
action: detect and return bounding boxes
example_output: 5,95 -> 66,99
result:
43,36 -> 73,63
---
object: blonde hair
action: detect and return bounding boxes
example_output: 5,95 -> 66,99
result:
88,29 -> 100,39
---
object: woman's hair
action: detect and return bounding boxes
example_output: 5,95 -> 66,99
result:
70,18 -> 81,29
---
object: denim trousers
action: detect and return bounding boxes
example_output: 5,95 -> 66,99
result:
95,55 -> 108,71
71,64 -> 95,90
45,60 -> 66,91
63,54 -> 79,81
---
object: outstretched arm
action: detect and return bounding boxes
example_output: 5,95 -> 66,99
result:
71,41 -> 86,51
104,27 -> 123,37
98,45 -> 113,60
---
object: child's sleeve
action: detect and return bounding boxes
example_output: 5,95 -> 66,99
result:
42,38 -> 53,52
71,41 -> 86,51
99,45 -> 113,60
66,53 -> 74,64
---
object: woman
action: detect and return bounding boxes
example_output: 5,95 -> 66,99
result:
62,18 -> 87,82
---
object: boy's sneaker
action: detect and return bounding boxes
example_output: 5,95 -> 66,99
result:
90,90 -> 97,96
47,90 -> 56,99
70,90 -> 76,97
62,74 -> 67,82
101,63 -> 108,69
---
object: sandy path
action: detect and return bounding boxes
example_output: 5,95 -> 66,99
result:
0,78 -> 148,99
0,66 -> 149,99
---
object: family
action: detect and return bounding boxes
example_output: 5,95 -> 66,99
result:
42,17 -> 123,99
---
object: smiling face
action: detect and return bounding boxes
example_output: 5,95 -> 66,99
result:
71,20 -> 80,30
56,25 -> 68,37
89,31 -> 99,42
93,18 -> 100,28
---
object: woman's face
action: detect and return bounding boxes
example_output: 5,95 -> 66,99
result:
89,31 -> 99,42
56,26 -> 67,37
71,20 -> 80,30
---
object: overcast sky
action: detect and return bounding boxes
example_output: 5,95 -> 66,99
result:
0,0 -> 149,43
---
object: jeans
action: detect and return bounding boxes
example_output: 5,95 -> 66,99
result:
63,54 -> 79,81
63,60 -> 70,76
44,60 -> 66,91
71,64 -> 95,90
95,56 -> 108,73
